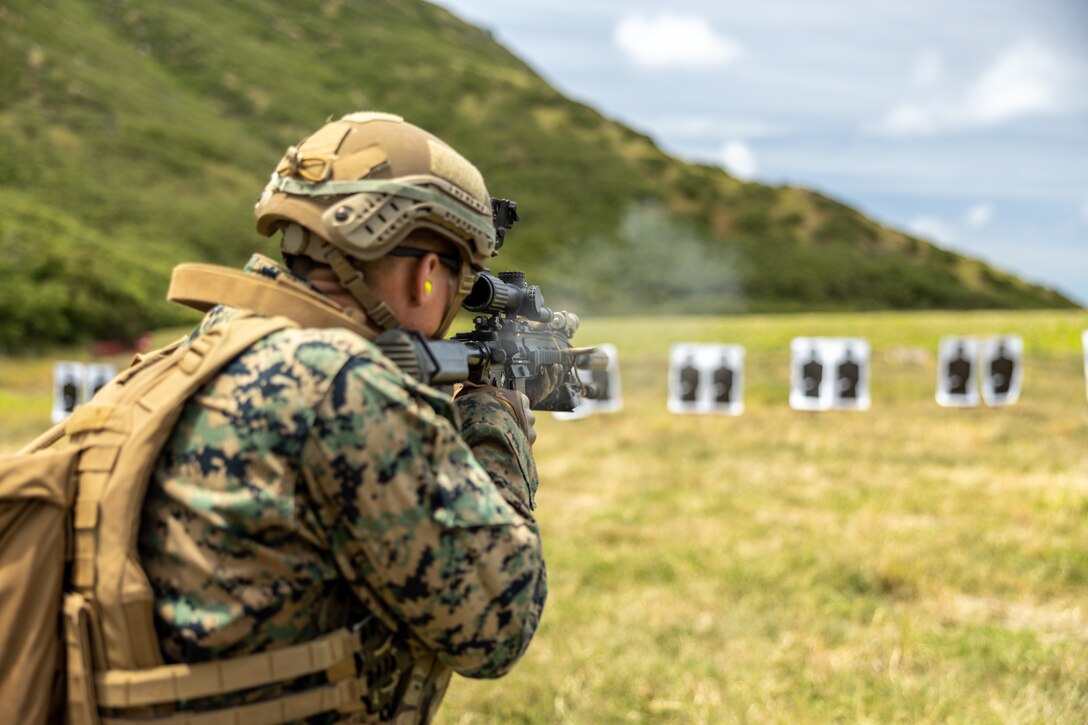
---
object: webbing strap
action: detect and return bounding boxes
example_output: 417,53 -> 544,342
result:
95,627 -> 363,709
167,264 -> 375,340
65,594 -> 100,725
71,442 -> 119,589
99,678 -> 366,725
15,419 -> 69,455
436,261 -> 477,337
319,243 -> 400,331
271,173 -> 493,231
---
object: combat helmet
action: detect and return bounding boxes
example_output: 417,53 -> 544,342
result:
254,112 -> 497,336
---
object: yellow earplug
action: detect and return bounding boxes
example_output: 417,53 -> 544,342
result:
424,280 -> 433,295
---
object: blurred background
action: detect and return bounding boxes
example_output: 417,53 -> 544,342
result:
437,0 -> 1088,307
1,0 -> 1084,352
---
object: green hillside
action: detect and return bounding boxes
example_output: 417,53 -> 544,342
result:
0,0 -> 1076,351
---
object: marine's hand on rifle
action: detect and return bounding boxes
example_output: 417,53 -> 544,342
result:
525,363 -> 564,408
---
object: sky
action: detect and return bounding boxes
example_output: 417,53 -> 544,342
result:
432,0 -> 1088,305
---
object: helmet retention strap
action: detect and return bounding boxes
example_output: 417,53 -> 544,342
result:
435,262 -> 478,338
318,241 -> 400,331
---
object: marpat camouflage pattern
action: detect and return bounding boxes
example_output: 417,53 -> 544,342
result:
138,255 -> 546,723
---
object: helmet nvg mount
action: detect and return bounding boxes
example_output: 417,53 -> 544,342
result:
254,112 -> 498,336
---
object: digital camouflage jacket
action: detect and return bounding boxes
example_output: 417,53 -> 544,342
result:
138,255 -> 547,723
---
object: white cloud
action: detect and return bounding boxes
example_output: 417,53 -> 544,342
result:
615,13 -> 743,70
874,39 -> 1076,136
909,215 -> 955,245
879,103 -> 939,136
962,40 -> 1065,123
964,202 -> 995,228
721,141 -> 757,180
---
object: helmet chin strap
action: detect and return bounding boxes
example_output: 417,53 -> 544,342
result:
282,223 -> 398,333
282,222 -> 473,338
313,239 -> 400,332
434,263 -> 478,338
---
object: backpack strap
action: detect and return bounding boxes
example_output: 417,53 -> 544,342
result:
168,263 -> 375,340
16,420 -> 69,456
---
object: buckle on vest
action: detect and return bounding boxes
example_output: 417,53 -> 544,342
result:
178,328 -> 223,374
334,676 -> 368,714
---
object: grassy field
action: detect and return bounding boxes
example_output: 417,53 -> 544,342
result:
2,310 -> 1086,722
436,309 -> 1088,724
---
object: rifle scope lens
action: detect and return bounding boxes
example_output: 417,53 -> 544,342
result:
463,273 -> 511,313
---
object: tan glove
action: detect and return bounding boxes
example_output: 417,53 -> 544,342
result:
524,363 -> 565,409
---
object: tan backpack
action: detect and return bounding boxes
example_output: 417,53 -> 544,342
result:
0,300 -> 373,724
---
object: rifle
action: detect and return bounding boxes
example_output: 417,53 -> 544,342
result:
375,199 -> 606,411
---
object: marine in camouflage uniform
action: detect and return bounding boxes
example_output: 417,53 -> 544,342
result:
137,113 -> 548,722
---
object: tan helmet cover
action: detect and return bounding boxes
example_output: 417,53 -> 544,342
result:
255,112 -> 497,271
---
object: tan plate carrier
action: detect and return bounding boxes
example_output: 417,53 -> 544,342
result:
0,264 -> 382,724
